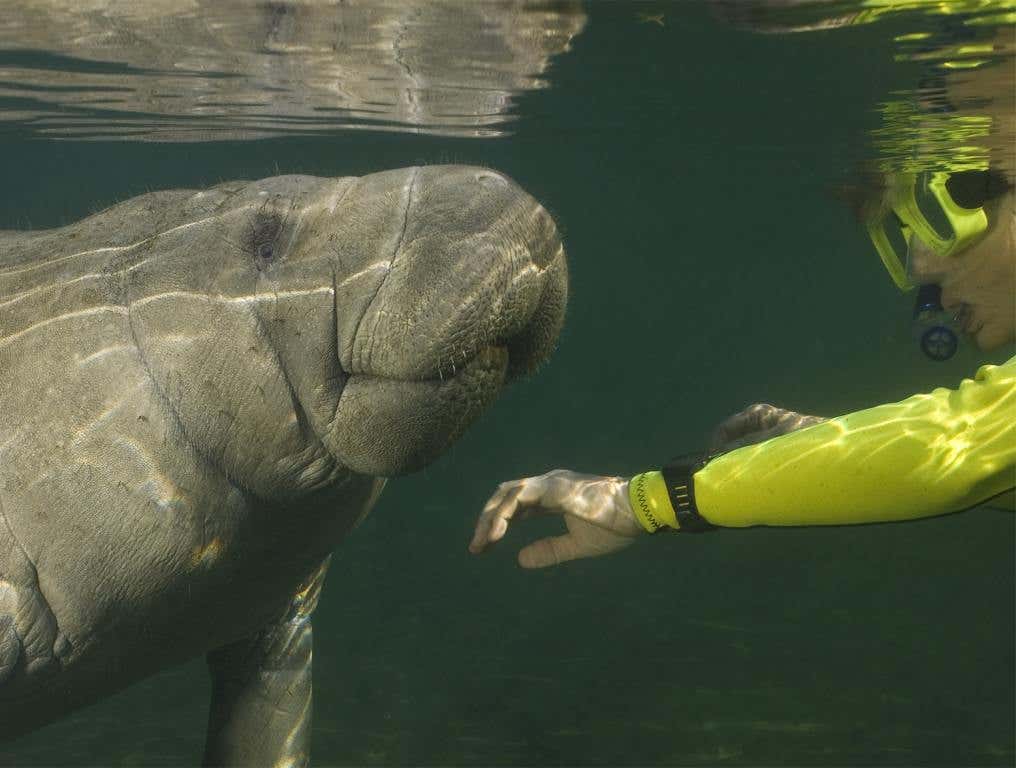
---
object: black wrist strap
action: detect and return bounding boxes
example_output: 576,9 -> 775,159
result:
660,453 -> 717,533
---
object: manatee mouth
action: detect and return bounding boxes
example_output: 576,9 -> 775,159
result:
329,239 -> 567,477
434,254 -> 567,385
339,236 -> 567,385
328,346 -> 509,477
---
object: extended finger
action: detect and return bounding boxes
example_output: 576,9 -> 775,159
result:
469,482 -> 524,553
470,475 -> 554,552
718,424 -> 786,451
710,403 -> 782,450
718,412 -> 827,451
517,533 -> 587,569
775,411 -> 826,434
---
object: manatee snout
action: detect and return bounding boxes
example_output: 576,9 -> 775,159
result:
330,165 -> 568,476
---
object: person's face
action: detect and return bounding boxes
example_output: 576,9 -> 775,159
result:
908,190 -> 1015,350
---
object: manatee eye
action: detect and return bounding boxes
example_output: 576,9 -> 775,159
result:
243,202 -> 286,271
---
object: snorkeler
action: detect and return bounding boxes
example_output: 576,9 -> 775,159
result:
469,169 -> 1015,569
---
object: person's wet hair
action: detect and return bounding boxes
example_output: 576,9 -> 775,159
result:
827,169 -> 887,223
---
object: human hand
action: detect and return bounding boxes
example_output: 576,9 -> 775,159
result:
710,403 -> 826,452
469,470 -> 645,568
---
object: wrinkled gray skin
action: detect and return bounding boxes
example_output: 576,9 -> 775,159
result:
0,166 -> 567,764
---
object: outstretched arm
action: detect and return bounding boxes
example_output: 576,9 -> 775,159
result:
696,357 -> 1015,527
471,357 -> 1015,567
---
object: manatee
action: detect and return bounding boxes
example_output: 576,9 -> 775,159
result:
0,165 -> 567,764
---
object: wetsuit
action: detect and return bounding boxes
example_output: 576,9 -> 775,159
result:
635,356 -> 1015,530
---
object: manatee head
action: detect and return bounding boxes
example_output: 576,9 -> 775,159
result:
125,166 -> 567,490
319,166 -> 568,476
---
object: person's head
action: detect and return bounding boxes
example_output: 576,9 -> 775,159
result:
866,168 -> 1015,355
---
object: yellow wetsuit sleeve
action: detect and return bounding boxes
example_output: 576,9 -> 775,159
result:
693,356 -> 1016,527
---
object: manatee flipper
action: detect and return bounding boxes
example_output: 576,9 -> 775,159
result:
0,612 -> 18,685
202,557 -> 331,768
0,503 -> 69,689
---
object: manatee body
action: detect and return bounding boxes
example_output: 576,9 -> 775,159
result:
0,166 -> 567,763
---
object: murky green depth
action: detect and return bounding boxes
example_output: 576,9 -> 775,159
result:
1,2 -> 1013,765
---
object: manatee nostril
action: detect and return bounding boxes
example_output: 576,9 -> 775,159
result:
529,209 -> 561,269
532,240 -> 561,270
476,172 -> 508,189
256,242 -> 274,262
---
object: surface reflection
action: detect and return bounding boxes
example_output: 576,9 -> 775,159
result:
711,0 -> 1015,176
0,0 -> 585,142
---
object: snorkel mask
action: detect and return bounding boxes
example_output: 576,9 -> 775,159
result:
866,171 -> 989,360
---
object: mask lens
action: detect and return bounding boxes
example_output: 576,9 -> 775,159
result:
913,172 -> 956,241
944,170 -> 1002,209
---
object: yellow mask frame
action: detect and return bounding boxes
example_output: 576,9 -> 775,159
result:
866,171 -> 989,290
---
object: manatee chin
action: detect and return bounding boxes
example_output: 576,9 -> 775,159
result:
326,166 -> 568,476
330,345 -> 506,476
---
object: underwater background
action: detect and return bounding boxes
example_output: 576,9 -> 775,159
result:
1,1 -> 1013,765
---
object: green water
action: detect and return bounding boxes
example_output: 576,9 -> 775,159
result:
1,2 -> 1013,765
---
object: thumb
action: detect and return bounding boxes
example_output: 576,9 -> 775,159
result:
517,534 -> 587,569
